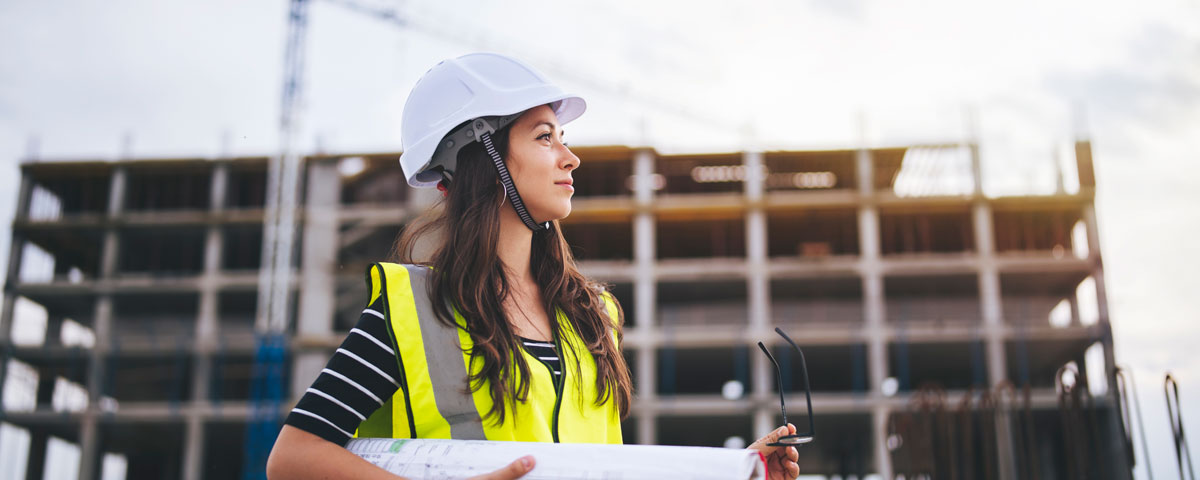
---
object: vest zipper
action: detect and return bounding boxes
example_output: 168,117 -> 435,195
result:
528,338 -> 566,442
549,334 -> 566,443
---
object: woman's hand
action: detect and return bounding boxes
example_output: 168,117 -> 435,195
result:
466,456 -> 535,480
747,424 -> 800,480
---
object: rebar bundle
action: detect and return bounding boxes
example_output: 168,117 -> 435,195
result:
1165,373 -> 1196,480
1056,363 -> 1110,480
889,382 -> 1041,480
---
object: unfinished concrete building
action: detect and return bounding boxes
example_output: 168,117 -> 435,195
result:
0,140 -> 1127,479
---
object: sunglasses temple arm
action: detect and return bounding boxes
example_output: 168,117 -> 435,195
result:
795,345 -> 815,437
757,342 -> 787,428
776,328 -> 815,437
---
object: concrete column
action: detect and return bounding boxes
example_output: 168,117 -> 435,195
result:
967,134 -> 983,196
297,159 -> 338,337
1083,204 -> 1130,476
23,429 -> 47,480
744,151 -> 773,440
3,174 -> 33,292
11,170 -> 34,223
1068,295 -> 1082,327
973,202 -> 1007,381
973,192 -> 1017,480
873,405 -> 892,480
637,411 -> 654,446
1081,206 -> 1110,325
183,163 -> 227,480
0,174 -> 33,403
744,151 -> 768,332
633,212 -> 655,331
754,408 -> 774,446
857,144 -> 876,197
107,167 -> 126,217
632,149 -> 656,445
292,160 -> 340,400
632,149 -> 656,333
197,227 -> 222,347
864,258 -> 892,478
42,317 -> 64,349
181,415 -> 205,480
856,146 -> 893,478
79,295 -> 112,480
211,162 -> 229,210
79,166 -> 125,480
0,241 -> 23,345
182,363 -> 210,480
1082,205 -> 1113,361
1074,140 -> 1096,193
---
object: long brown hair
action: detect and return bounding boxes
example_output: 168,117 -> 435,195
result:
391,121 -> 632,425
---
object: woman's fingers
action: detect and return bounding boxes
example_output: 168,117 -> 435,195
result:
469,455 -> 534,480
785,458 -> 800,479
768,452 -> 800,480
767,452 -> 796,480
766,452 -> 781,480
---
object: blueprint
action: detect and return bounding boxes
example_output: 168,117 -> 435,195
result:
346,437 -> 766,480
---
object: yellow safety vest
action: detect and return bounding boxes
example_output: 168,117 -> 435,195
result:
354,262 -> 623,444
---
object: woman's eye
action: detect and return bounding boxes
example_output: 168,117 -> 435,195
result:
538,133 -> 552,141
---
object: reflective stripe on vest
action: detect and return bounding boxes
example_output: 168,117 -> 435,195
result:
354,262 -> 623,444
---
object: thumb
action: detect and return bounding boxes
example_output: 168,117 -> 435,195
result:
767,425 -> 788,441
750,425 -> 789,450
471,455 -> 534,480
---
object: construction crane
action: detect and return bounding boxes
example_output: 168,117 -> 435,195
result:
315,0 -> 742,136
241,0 -> 308,477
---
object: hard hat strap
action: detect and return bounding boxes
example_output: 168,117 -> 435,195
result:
478,128 -> 549,232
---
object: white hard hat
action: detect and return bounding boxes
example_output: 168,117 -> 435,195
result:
398,53 -> 587,188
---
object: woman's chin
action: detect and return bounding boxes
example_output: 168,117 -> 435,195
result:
537,205 -> 571,223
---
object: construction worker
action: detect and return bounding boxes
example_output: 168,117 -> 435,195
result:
266,53 -> 801,480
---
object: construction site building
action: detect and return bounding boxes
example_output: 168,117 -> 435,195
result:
0,140 -> 1128,478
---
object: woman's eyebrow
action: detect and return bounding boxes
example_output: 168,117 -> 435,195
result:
530,121 -> 559,133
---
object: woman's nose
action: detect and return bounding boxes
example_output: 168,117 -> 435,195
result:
560,145 -> 580,170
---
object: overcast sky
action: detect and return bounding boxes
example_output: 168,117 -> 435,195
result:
1,0 -> 1197,476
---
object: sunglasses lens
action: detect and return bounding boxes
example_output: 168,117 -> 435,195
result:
775,435 -> 813,445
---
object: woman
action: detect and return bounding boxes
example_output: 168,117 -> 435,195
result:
266,53 -> 800,480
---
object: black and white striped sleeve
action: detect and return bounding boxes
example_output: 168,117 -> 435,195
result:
284,297 -> 401,446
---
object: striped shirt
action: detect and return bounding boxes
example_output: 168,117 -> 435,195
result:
519,336 -> 563,381
284,298 -> 562,445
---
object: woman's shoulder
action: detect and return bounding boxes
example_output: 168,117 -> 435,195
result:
368,261 -> 431,269
363,262 -> 436,297
364,262 -> 434,277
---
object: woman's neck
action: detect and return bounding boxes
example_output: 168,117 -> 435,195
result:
497,205 -> 534,284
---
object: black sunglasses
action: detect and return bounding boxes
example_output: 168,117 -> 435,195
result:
757,327 -> 815,446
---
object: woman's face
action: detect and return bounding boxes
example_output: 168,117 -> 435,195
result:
505,104 -> 580,223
